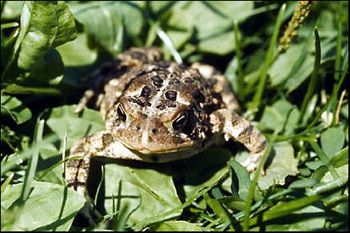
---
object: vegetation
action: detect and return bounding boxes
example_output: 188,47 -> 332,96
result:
1,1 -> 348,231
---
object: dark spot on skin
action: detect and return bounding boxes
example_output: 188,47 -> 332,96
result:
157,61 -> 169,68
168,103 -> 177,108
150,155 -> 159,162
145,101 -> 152,107
129,97 -> 145,107
184,77 -> 193,83
192,89 -> 205,102
173,136 -> 184,144
136,70 -> 147,77
156,104 -> 166,110
169,79 -> 180,85
152,128 -> 158,134
151,76 -> 163,87
136,126 -> 141,131
238,125 -> 254,138
141,86 -> 152,98
102,134 -> 114,145
165,90 -> 177,101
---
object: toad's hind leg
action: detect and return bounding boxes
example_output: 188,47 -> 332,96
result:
191,62 -> 240,112
211,109 -> 267,172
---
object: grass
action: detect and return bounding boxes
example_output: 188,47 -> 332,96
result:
1,1 -> 348,231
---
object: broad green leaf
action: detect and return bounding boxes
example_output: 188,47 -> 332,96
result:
1,1 -> 24,20
56,33 -> 98,67
56,32 -> 98,87
1,181 -> 85,231
320,127 -> 345,158
165,9 -> 193,49
257,141 -> 298,190
17,1 -> 77,70
68,1 -> 143,54
24,48 -> 64,85
227,160 -> 251,201
259,100 -> 299,135
151,220 -> 203,231
1,95 -> 32,124
103,161 -> 182,227
268,37 -> 314,90
182,1 -> 254,55
46,105 -> 104,148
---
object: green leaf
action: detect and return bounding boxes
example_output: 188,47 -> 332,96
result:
16,1 -> 77,71
320,127 -> 345,158
103,161 -> 182,227
1,1 -> 24,20
1,95 -> 32,124
164,9 -> 193,49
257,141 -> 299,190
150,220 -> 203,231
268,37 -> 314,90
46,105 -> 104,149
1,181 -> 85,231
68,1 -> 143,54
182,1 -> 254,55
24,48 -> 64,85
259,100 -> 299,135
227,160 -> 251,201
56,33 -> 98,67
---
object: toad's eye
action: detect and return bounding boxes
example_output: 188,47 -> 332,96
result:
172,112 -> 188,130
117,104 -> 126,121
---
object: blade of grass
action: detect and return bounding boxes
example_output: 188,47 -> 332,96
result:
1,84 -> 62,96
61,132 -> 67,185
248,194 -> 323,227
1,172 -> 14,194
145,2 -> 183,64
304,49 -> 348,131
247,3 -> 286,114
203,193 -> 234,230
37,155 -> 83,182
232,20 -> 244,102
94,165 -> 105,206
307,176 -> 347,196
242,130 -> 279,231
299,27 -> 321,124
20,118 -> 44,201
1,133 -> 59,176
308,140 -> 340,180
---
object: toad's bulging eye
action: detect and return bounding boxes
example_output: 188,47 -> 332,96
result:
172,112 -> 188,130
117,104 -> 126,121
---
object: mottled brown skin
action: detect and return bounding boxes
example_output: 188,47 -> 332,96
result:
66,47 -> 267,198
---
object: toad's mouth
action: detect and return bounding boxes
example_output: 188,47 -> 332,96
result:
115,137 -> 196,155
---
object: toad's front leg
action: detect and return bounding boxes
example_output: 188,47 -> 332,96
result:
66,130 -> 117,199
211,109 -> 267,172
66,130 -> 149,199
